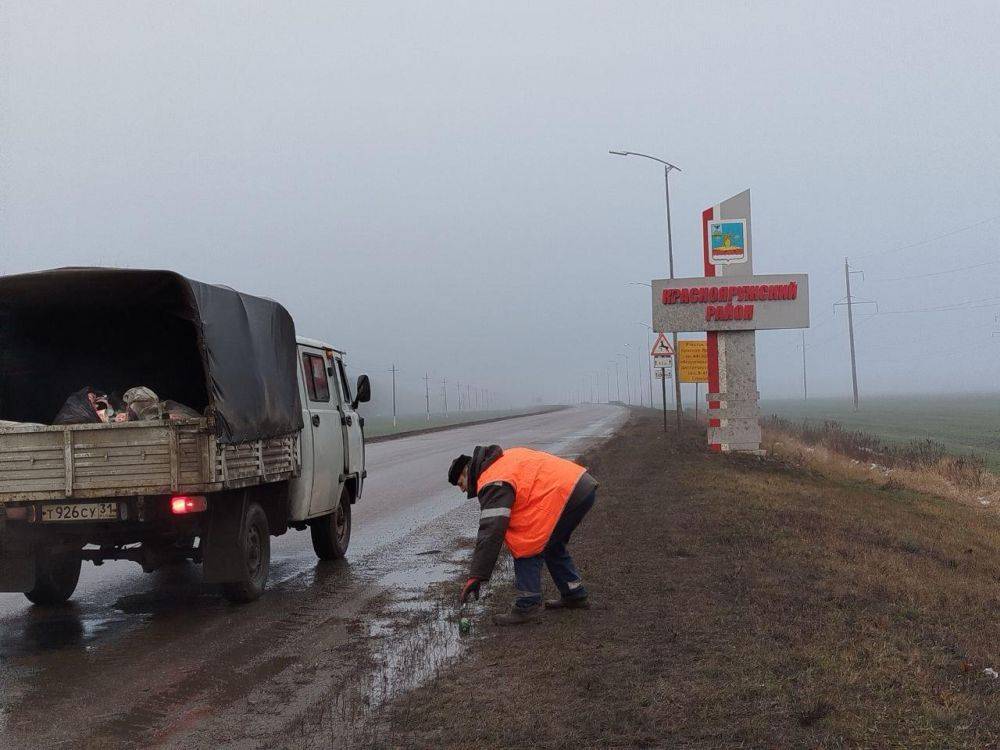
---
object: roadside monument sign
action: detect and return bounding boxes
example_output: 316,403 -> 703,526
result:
650,189 -> 809,453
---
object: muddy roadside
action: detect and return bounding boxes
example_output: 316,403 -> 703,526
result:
359,409 -> 1000,748
0,406 -> 623,750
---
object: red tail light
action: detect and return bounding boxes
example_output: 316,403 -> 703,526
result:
170,495 -> 207,514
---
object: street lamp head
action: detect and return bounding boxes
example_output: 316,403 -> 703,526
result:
609,148 -> 682,172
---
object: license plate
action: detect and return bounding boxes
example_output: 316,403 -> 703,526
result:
41,502 -> 119,522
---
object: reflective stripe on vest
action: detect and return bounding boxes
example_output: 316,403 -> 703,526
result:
476,447 -> 586,558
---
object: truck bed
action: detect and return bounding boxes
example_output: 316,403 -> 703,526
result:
0,419 -> 299,502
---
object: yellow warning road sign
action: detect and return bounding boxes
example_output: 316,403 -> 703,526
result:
678,340 -> 708,383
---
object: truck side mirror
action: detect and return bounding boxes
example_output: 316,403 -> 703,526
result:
353,374 -> 371,408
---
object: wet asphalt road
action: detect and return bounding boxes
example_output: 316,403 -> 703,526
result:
0,404 -> 625,748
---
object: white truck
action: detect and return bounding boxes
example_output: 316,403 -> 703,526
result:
0,268 -> 370,604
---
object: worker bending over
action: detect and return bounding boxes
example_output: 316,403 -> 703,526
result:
449,445 -> 598,625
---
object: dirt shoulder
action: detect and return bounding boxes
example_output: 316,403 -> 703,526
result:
371,409 -> 1000,748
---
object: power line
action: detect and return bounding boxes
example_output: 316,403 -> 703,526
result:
867,259 -> 1000,283
873,295 -> 1000,315
863,339 -> 992,367
851,212 -> 1000,261
849,318 -> 997,354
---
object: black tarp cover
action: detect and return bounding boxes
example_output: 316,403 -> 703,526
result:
0,268 -> 303,443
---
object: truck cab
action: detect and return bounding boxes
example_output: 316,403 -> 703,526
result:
290,338 -> 368,559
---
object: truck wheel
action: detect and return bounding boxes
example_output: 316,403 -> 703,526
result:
222,502 -> 270,603
25,549 -> 82,606
310,489 -> 351,561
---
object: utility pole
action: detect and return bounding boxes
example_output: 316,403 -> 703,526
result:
834,259 -> 875,411
801,331 -> 808,401
423,373 -> 431,421
442,378 -> 448,416
389,364 -> 399,428
845,259 -> 859,410
456,381 -> 462,411
612,359 -> 621,402
606,365 -> 612,403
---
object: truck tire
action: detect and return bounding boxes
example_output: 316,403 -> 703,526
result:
310,489 -> 351,561
24,549 -> 82,606
222,502 -> 270,603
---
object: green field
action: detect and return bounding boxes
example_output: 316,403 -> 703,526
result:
364,407 -> 557,439
761,394 -> 1000,471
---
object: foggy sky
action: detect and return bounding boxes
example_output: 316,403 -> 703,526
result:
3,1 -> 998,415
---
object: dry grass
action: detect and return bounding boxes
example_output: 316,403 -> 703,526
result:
374,411 -> 1000,748
763,417 -> 1000,511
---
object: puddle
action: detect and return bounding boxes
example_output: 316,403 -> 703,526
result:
366,600 -> 468,709
305,537 -> 483,746
0,605 -> 143,656
379,559 -> 457,590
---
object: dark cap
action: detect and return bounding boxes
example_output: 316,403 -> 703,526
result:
448,454 -> 471,485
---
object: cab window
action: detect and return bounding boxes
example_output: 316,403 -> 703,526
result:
336,359 -> 353,404
302,353 -> 330,402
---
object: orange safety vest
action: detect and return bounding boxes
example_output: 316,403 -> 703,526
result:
476,447 -> 586,558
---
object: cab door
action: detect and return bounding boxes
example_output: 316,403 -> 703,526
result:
333,356 -> 365,479
301,349 -> 344,517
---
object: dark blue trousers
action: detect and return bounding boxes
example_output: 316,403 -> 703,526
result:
512,488 -> 596,610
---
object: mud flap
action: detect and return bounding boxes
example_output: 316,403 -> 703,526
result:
0,522 -> 36,592
202,492 -> 249,584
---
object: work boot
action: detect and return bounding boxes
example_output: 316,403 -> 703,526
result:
492,603 -> 543,626
545,595 -> 590,610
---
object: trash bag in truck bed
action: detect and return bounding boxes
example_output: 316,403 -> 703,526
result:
0,268 -> 303,443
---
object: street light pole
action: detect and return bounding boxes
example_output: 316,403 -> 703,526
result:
611,149 -> 683,428
389,364 -> 399,429
620,349 -> 632,406
638,322 -> 655,409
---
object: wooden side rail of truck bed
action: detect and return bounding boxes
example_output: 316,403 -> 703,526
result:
0,419 -> 300,502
